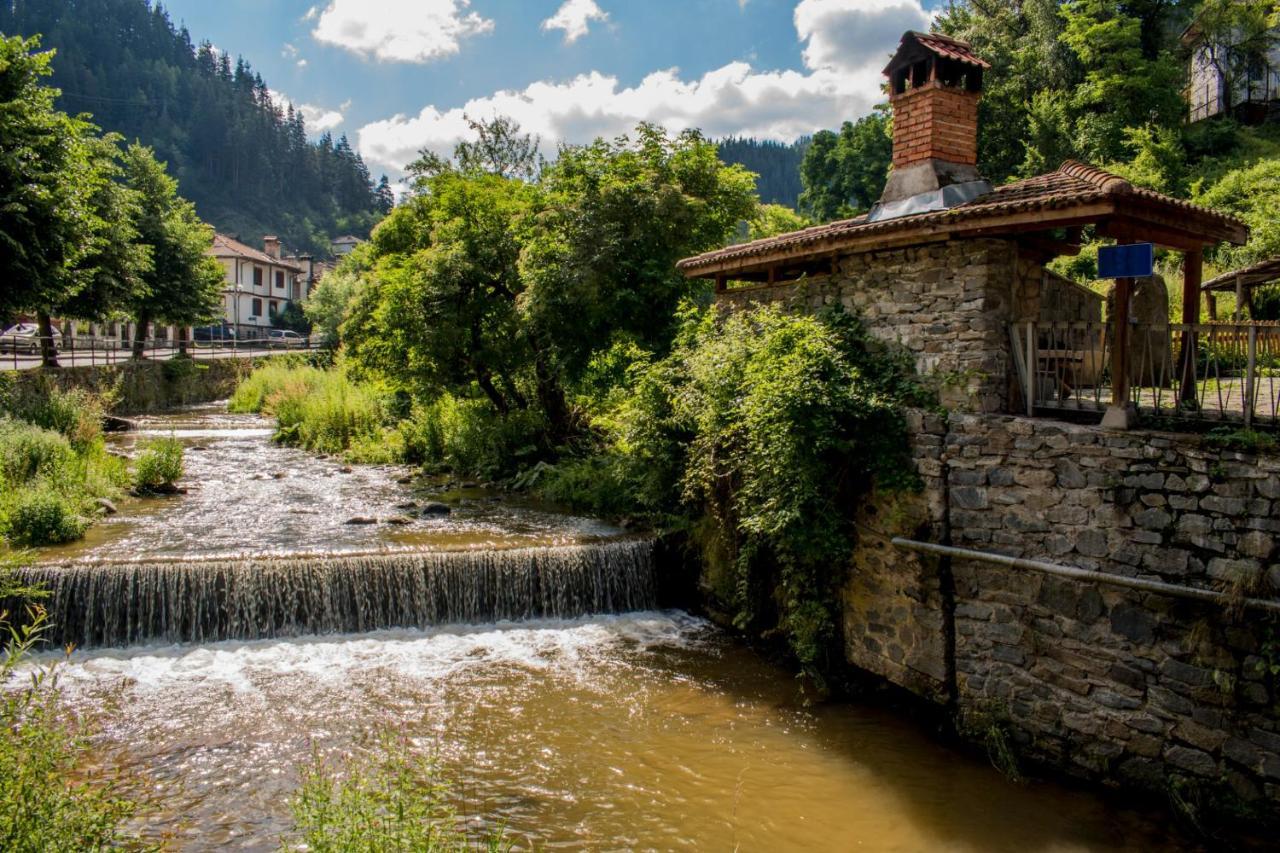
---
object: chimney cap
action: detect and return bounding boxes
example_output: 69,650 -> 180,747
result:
883,31 -> 990,77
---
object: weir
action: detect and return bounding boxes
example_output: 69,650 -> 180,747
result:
16,539 -> 657,649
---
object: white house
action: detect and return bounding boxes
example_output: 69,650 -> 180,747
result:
1185,17 -> 1280,123
209,234 -> 305,339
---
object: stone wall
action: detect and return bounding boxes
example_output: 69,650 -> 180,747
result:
945,415 -> 1280,812
842,411 -> 1280,817
4,355 -> 285,414
718,238 -> 1019,413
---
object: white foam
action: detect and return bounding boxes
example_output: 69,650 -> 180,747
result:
41,612 -> 711,700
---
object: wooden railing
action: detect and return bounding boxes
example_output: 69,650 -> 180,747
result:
1011,321 -> 1280,428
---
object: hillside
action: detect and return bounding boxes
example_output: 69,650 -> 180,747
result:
0,0 -> 390,256
717,136 -> 809,208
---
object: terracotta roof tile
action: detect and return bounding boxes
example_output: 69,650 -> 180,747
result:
209,233 -> 304,272
678,161 -> 1247,276
911,31 -> 991,69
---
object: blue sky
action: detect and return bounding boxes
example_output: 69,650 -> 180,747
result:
159,0 -> 940,180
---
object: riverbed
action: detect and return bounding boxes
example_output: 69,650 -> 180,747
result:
28,405 -> 1199,850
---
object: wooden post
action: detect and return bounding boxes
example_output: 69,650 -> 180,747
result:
714,274 -> 726,294
1180,249 -> 1203,408
1111,276 -> 1134,409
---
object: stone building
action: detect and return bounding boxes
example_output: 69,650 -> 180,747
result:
681,31 -> 1246,421
679,31 -> 1280,824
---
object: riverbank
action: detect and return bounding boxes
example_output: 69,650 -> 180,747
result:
4,355 -> 299,416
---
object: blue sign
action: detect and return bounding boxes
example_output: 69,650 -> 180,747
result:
1097,243 -> 1154,279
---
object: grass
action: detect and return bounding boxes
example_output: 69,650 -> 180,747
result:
0,402 -> 129,548
287,735 -> 508,852
230,364 -> 549,476
0,583 -> 140,849
132,437 -> 184,494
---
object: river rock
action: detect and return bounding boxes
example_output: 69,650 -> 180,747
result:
396,475 -> 413,485
95,498 -> 118,515
420,502 -> 452,517
271,472 -> 286,480
384,516 -> 413,525
338,465 -> 353,474
344,516 -> 378,525
394,501 -> 419,511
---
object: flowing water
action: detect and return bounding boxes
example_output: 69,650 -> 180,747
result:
48,614 -> 1192,852
19,405 -> 1200,850
40,403 -> 620,562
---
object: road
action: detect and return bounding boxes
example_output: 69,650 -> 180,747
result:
0,344 -> 317,371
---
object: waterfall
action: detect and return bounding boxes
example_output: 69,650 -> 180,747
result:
14,540 -> 658,649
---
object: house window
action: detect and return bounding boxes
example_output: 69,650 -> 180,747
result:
251,297 -> 262,318
269,301 -> 279,318
253,267 -> 263,288
275,270 -> 285,289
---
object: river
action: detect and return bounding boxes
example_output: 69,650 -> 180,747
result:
24,406 -> 1197,850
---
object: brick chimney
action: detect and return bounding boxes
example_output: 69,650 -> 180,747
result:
263,236 -> 281,259
869,31 -> 992,222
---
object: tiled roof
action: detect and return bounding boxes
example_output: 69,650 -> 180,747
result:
1202,256 -> 1280,292
209,233 -> 303,271
909,31 -> 991,69
677,161 -> 1248,276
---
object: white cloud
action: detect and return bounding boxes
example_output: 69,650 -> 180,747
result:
357,0 -> 933,173
310,0 -> 494,63
297,59 -> 309,68
541,0 -> 609,44
282,42 -> 299,58
794,0 -> 930,75
271,91 -> 346,133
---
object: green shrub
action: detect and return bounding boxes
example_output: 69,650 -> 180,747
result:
1,485 -> 88,547
133,437 -> 184,493
550,305 -> 928,684
288,736 -> 507,852
0,602 -> 138,848
0,384 -> 104,451
0,420 -> 74,485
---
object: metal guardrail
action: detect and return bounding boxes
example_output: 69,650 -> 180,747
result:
1,334 -> 320,371
1011,321 -> 1280,428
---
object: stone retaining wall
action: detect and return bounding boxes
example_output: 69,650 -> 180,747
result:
4,356 -> 286,414
843,411 -> 1280,817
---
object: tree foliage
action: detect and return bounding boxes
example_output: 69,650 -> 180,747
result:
0,0 -> 386,254
119,144 -> 225,354
344,121 -> 757,443
798,110 -> 892,222
717,136 -> 809,208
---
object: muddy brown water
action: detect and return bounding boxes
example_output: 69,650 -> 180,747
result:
25,405 -> 1199,850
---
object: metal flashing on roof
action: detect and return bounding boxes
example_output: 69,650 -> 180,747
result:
867,179 -> 992,223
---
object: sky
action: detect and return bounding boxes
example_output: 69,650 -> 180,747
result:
158,0 -> 942,182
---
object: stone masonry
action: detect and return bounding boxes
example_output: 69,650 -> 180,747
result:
842,411 -> 1280,815
719,239 -> 1020,413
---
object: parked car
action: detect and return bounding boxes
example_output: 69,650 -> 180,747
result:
0,323 -> 57,355
193,323 -> 237,343
267,329 -> 308,349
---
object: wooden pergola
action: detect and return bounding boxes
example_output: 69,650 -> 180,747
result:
1202,256 -> 1280,321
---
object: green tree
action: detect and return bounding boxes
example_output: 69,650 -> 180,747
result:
748,204 -> 810,241
798,110 -> 892,222
520,124 -> 758,436
119,143 -> 224,358
1191,0 -> 1280,115
0,35 -> 104,364
346,120 -> 756,445
1060,0 -> 1186,164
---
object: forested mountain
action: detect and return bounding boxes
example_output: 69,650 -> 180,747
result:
717,137 -> 809,208
0,0 -> 392,256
